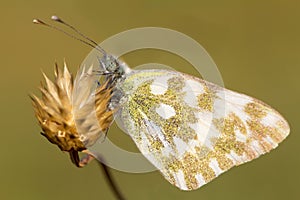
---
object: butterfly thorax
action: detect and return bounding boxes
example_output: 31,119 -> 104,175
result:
99,54 -> 131,110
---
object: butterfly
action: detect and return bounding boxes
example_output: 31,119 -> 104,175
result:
31,16 -> 290,191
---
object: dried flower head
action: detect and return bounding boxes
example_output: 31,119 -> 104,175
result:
31,62 -> 114,167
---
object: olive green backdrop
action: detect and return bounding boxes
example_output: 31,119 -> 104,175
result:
1,0 -> 299,200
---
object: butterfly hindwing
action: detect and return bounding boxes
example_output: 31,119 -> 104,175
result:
116,69 -> 289,190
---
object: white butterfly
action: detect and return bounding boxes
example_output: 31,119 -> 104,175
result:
71,53 -> 289,190
32,16 -> 290,191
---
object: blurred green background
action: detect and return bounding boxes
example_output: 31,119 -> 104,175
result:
1,0 -> 299,200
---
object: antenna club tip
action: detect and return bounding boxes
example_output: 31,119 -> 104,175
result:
33,19 -> 44,25
51,15 -> 62,22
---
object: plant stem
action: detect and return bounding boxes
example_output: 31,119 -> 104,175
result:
97,159 -> 126,200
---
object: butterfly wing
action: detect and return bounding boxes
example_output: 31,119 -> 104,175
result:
117,69 -> 289,190
72,65 -> 106,147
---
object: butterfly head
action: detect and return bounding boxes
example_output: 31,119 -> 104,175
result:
100,54 -> 120,72
99,54 -> 131,77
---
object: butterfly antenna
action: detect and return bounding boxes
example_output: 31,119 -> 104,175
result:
51,16 -> 107,55
32,18 -> 106,55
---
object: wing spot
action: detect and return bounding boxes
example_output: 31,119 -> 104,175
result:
150,76 -> 169,95
156,103 -> 176,119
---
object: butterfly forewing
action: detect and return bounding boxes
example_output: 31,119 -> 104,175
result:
117,69 -> 289,190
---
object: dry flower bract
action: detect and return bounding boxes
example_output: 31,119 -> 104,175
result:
31,62 -> 114,167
